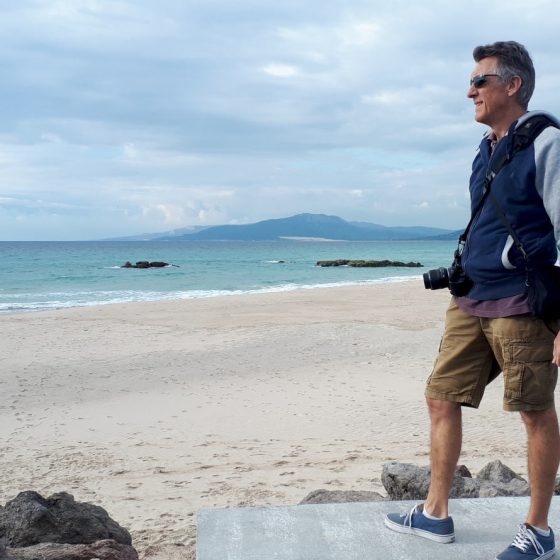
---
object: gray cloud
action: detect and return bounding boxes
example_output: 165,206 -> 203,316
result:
1,0 -> 560,239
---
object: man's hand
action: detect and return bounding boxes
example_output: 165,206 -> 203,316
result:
553,332 -> 560,366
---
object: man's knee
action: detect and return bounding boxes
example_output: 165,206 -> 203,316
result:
426,397 -> 461,422
520,407 -> 559,431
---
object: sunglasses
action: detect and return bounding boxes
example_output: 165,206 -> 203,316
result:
469,74 -> 500,88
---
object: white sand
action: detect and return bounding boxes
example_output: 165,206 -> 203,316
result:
0,282 -> 532,559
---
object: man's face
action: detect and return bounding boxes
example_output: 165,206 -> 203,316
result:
467,56 -> 512,127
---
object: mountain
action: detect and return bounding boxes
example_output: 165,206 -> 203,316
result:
156,213 -> 455,241
104,225 -> 210,241
421,229 -> 464,240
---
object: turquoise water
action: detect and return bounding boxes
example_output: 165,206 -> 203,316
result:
0,240 -> 457,312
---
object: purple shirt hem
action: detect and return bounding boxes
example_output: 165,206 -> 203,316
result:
456,293 -> 532,318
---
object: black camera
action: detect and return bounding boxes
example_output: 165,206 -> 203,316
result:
423,251 -> 473,297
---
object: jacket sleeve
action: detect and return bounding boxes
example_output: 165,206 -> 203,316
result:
534,126 -> 560,250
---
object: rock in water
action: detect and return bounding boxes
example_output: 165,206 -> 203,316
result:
121,261 -> 171,268
0,492 -> 132,547
316,259 -> 423,268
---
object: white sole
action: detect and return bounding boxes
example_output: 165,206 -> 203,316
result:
494,549 -> 556,560
384,516 -> 455,544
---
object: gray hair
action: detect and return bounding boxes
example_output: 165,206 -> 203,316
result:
473,41 -> 535,109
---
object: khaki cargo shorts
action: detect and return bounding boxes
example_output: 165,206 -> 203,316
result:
425,298 -> 560,411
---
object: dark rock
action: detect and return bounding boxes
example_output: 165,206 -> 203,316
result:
299,490 -> 385,505
0,492 -> 132,548
456,464 -> 472,478
476,460 -> 525,484
381,461 -> 530,500
555,476 -> 560,495
121,261 -> 172,268
316,260 -> 423,268
316,259 -> 349,267
5,539 -> 138,560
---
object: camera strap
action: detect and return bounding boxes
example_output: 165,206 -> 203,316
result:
487,192 -> 530,264
458,114 -> 557,250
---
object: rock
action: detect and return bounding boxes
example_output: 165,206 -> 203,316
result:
5,539 -> 138,560
299,490 -> 385,505
316,260 -> 423,268
381,461 -> 530,500
555,476 -> 560,495
477,479 -> 530,498
0,492 -> 132,548
381,462 -> 432,500
456,464 -> 472,478
476,460 -> 525,484
316,259 -> 349,267
379,462 -> 477,500
121,261 -> 172,268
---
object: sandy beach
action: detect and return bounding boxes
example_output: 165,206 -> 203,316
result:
0,282 -> 533,559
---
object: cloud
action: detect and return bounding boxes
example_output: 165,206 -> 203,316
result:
2,0 -> 560,239
120,144 -> 206,168
261,63 -> 301,78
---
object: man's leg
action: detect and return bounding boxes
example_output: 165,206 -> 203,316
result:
424,398 -> 462,518
383,396 -> 461,543
385,298 -> 493,543
492,317 -> 560,560
521,407 -> 560,529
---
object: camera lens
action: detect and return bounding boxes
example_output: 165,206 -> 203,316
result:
423,267 -> 450,290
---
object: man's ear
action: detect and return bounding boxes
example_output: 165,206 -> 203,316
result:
506,75 -> 523,98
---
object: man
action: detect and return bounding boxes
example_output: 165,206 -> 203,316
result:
385,41 -> 560,560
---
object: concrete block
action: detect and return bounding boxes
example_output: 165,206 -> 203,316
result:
198,496 -> 560,559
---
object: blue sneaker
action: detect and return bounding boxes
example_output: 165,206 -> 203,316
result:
496,524 -> 555,560
384,503 -> 455,543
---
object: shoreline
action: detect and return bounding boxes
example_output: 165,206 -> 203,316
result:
0,274 -> 422,315
1,282 -> 531,559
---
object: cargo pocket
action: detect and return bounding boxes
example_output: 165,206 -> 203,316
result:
503,340 -> 557,405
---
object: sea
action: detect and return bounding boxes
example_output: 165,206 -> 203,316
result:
0,240 -> 457,313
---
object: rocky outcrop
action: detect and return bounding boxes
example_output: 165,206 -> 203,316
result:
316,260 -> 423,268
381,460 -> 530,500
0,492 -> 132,548
4,539 -> 138,560
122,261 -> 172,268
299,490 -> 385,505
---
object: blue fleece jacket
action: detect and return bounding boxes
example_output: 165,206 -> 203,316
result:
461,111 -> 560,300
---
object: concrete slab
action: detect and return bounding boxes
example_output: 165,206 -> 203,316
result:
197,496 -> 560,559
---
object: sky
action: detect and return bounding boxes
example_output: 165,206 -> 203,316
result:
2,1 -> 560,240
